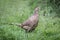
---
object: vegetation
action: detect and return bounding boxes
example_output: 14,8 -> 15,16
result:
0,0 -> 60,40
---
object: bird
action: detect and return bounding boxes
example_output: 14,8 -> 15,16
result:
11,7 -> 39,32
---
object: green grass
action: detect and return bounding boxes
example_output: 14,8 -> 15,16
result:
0,0 -> 60,40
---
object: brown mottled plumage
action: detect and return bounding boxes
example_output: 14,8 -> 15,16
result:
12,7 -> 39,32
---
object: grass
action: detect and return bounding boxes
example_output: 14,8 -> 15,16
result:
0,0 -> 60,40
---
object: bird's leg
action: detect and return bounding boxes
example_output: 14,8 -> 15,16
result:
27,27 -> 32,32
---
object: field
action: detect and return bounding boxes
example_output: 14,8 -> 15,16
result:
0,0 -> 60,40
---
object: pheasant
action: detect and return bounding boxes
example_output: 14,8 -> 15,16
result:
12,7 -> 39,32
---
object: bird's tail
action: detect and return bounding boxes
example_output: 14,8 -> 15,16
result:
11,23 -> 22,26
1,22 -> 22,27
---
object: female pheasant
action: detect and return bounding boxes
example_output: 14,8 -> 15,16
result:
12,7 -> 39,32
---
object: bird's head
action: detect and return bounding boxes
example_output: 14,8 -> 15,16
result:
34,7 -> 40,15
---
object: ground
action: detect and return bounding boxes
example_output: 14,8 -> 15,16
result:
0,0 -> 60,40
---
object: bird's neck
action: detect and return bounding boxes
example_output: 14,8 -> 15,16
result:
34,11 -> 38,14
33,10 -> 39,16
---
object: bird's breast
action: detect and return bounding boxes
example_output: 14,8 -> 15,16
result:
29,15 -> 38,22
